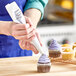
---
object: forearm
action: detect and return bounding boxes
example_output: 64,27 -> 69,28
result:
0,21 -> 11,35
24,8 -> 41,28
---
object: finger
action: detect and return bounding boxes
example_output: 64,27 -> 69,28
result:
15,33 -> 35,41
19,40 -> 30,50
12,29 -> 34,37
12,23 -> 34,36
25,16 -> 33,27
25,42 -> 31,50
19,41 -> 31,50
26,29 -> 35,39
26,35 -> 35,42
26,25 -> 34,34
12,24 -> 26,30
14,30 -> 35,40
30,44 -> 39,54
19,40 -> 39,54
12,30 -> 26,36
19,40 -> 25,49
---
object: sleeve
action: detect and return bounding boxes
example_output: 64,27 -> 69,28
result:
24,0 -> 48,20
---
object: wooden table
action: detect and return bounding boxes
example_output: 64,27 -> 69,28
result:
0,56 -> 76,76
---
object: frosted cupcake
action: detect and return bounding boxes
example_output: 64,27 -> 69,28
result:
62,48 -> 75,60
48,39 -> 62,58
72,43 -> 76,57
37,54 -> 51,73
72,42 -> 76,49
62,44 -> 71,51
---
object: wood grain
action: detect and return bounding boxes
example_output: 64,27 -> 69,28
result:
51,57 -> 76,65
0,56 -> 76,76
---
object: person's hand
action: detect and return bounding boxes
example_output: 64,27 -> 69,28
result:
19,31 -> 42,54
6,16 -> 34,40
18,17 -> 42,54
10,16 -> 42,54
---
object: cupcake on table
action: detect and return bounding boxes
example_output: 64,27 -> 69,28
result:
62,48 -> 75,60
72,42 -> 76,49
48,39 -> 62,58
62,44 -> 71,51
37,54 -> 51,73
72,42 -> 76,57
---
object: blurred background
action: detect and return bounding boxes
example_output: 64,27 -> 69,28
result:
37,0 -> 76,48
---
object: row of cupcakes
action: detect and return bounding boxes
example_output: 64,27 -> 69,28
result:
37,41 -> 76,73
48,39 -> 76,60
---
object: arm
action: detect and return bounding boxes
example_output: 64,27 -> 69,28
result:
24,0 -> 48,20
19,0 -> 48,53
24,8 -> 41,28
0,21 -> 12,35
18,9 -> 42,54
23,0 -> 48,27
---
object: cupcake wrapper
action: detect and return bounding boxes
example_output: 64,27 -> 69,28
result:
62,51 -> 75,54
37,63 -> 51,73
37,63 -> 51,66
49,51 -> 61,58
49,50 -> 61,52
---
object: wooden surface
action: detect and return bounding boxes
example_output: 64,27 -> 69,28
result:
51,57 -> 76,65
0,56 -> 76,76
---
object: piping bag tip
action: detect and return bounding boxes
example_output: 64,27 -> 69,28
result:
41,46 -> 49,56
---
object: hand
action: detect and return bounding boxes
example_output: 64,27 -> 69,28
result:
11,16 -> 41,54
8,17 -> 35,41
19,31 -> 42,54
18,17 -> 42,54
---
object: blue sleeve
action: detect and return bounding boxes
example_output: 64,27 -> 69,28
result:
24,0 -> 48,20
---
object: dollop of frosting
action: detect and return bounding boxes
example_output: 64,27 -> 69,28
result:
49,39 -> 61,51
38,54 -> 50,64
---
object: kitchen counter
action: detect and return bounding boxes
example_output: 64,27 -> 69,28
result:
0,56 -> 76,76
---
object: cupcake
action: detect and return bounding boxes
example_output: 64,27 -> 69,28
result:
62,44 -> 71,51
37,54 -> 51,73
62,48 -> 75,60
48,39 -> 62,58
72,42 -> 76,49
72,42 -> 76,57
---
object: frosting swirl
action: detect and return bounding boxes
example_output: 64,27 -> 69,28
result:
38,54 -> 50,64
49,39 -> 61,51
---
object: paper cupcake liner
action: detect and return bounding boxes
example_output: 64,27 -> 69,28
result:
49,49 -> 62,52
62,51 -> 75,54
37,63 -> 51,66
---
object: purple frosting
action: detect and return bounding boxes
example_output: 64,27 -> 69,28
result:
49,39 -> 61,51
38,54 -> 50,64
